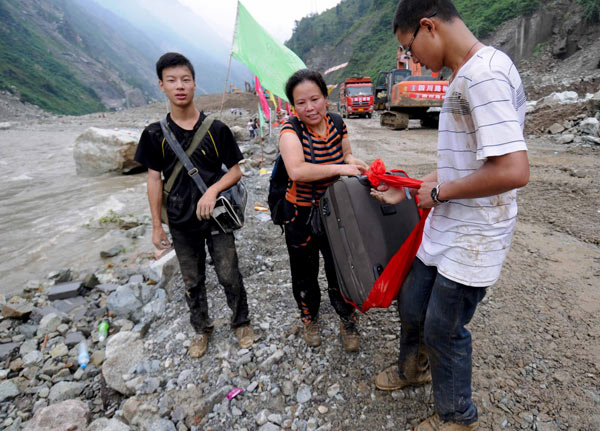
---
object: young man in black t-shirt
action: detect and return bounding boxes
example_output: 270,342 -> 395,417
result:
134,52 -> 253,358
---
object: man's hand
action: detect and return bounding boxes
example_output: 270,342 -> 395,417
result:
196,188 -> 219,220
416,181 -> 437,209
370,185 -> 411,205
152,225 -> 171,250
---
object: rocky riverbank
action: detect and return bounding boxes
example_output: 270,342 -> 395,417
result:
1,88 -> 599,430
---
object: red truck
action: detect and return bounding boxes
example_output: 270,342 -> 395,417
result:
338,77 -> 374,119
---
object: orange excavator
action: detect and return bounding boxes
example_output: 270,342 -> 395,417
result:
378,47 -> 448,129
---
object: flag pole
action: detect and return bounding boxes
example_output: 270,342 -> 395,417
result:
220,0 -> 240,117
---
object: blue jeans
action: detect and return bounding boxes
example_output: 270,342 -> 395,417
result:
397,258 -> 486,425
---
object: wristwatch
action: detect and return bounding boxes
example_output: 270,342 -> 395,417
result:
431,183 -> 449,205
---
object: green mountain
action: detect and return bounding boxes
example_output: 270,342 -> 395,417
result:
0,0 -> 162,115
286,0 -> 544,86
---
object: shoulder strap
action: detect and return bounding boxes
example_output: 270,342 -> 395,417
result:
161,116 -> 215,195
160,116 -> 214,195
288,116 -> 304,141
287,117 -> 318,204
328,112 -> 344,139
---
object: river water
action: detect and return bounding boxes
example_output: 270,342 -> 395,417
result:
0,121 -> 153,296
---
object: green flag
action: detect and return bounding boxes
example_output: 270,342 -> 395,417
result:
258,103 -> 265,138
232,1 -> 306,102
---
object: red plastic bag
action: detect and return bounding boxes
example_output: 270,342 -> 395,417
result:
361,159 -> 431,312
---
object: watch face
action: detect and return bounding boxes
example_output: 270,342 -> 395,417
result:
431,186 -> 438,202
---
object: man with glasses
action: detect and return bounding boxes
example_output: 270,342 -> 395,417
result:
371,1 -> 529,430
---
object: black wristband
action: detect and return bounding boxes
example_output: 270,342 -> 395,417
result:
431,183 -> 449,204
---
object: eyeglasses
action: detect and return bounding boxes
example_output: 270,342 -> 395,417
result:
402,12 -> 437,59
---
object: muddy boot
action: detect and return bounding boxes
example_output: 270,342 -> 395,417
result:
376,350 -> 431,390
303,320 -> 321,347
235,324 -> 254,349
189,327 -> 214,358
414,414 -> 478,431
339,320 -> 359,352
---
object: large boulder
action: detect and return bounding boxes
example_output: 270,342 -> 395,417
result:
579,117 -> 599,137
48,381 -> 85,403
230,125 -> 250,142
74,127 -> 142,175
102,331 -> 144,395
106,284 -> 143,320
87,417 -> 130,431
23,399 -> 89,431
538,91 -> 579,108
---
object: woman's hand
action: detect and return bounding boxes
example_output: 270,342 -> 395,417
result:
338,164 -> 364,177
345,155 -> 369,172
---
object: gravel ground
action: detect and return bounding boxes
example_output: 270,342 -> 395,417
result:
1,97 -> 599,431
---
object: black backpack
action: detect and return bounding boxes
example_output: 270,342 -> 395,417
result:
268,112 -> 344,229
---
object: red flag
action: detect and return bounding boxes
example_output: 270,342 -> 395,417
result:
254,75 -> 270,121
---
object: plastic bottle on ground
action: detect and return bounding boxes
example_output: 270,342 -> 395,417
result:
78,342 -> 90,370
98,321 -> 109,342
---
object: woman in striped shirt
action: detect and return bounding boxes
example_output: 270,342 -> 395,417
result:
279,69 -> 368,352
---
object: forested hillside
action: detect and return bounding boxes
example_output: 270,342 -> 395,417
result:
286,0 -> 599,85
0,0 -> 161,115
0,0 -> 105,115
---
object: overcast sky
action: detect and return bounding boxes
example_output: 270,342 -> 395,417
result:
177,0 -> 342,44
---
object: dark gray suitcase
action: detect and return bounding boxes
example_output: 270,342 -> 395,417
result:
320,175 -> 420,311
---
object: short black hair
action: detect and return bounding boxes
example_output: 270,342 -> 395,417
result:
156,52 -> 195,81
392,0 -> 461,34
285,69 -> 328,106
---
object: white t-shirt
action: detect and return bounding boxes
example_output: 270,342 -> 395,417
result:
417,46 -> 528,287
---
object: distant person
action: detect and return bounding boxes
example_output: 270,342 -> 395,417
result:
247,119 -> 255,138
279,69 -> 369,351
134,52 -> 254,358
253,118 -> 259,137
370,1 -> 529,430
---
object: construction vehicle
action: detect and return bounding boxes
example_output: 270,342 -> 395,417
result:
338,77 -> 374,119
379,47 -> 448,129
374,69 -> 411,110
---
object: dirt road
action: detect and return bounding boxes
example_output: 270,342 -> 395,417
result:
340,116 -> 600,430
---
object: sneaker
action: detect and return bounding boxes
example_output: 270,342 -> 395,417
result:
235,325 -> 254,349
189,328 -> 213,358
303,320 -> 321,347
375,364 -> 432,391
339,321 -> 359,352
415,414 -> 478,431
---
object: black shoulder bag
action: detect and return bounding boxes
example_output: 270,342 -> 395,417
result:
159,117 -> 247,233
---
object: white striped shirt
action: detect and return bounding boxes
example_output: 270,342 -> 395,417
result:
417,46 -> 528,287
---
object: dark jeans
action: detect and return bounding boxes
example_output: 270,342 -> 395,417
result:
170,224 -> 250,334
284,201 -> 355,323
397,258 -> 486,425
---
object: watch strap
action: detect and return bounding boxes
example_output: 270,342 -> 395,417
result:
432,183 -> 449,204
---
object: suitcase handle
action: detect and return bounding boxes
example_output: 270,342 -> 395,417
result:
321,197 -> 331,217
373,264 -> 384,279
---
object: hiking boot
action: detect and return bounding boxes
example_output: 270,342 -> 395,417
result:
235,324 -> 254,349
375,364 -> 432,391
189,328 -> 213,358
339,321 -> 359,352
414,414 -> 478,431
303,320 -> 321,347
